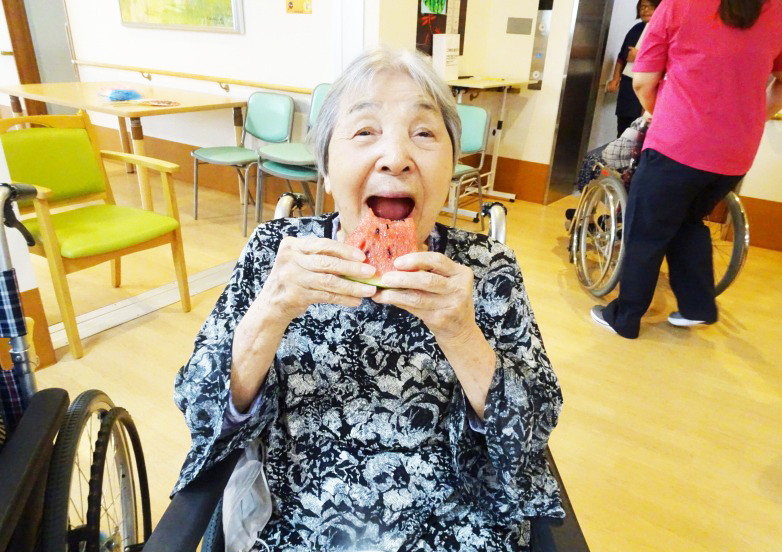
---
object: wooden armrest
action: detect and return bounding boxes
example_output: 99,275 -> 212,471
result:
22,184 -> 52,200
100,150 -> 180,173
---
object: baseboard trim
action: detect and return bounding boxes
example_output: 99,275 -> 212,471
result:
48,261 -> 235,351
460,154 -> 549,204
0,287 -> 56,370
739,196 -> 782,252
93,125 -> 337,212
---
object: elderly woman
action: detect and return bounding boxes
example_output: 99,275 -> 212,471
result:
174,47 -> 563,551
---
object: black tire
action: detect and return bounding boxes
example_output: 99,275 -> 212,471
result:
574,176 -> 627,297
85,407 -> 152,552
709,191 -> 749,296
201,498 -> 225,552
40,390 -> 114,552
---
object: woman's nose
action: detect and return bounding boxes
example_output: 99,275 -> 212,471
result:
376,133 -> 413,175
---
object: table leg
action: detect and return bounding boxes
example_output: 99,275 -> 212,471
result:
10,95 -> 24,117
117,117 -> 135,174
485,87 -> 516,202
130,117 -> 153,211
233,107 -> 249,206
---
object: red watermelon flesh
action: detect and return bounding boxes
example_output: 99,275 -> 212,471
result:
345,209 -> 417,287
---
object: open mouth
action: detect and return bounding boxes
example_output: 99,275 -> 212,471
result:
367,196 -> 415,220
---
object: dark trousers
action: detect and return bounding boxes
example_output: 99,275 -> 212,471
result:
602,149 -> 743,338
617,116 -> 636,138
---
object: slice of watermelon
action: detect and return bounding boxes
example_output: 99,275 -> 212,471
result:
345,210 -> 417,287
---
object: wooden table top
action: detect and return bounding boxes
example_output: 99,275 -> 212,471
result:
0,81 -> 247,117
445,77 -> 530,90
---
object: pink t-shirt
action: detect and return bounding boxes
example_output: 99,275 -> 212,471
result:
634,0 -> 782,175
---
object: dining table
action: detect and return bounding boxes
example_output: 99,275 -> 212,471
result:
0,81 -> 247,211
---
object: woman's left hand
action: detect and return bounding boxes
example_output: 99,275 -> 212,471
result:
372,252 -> 477,344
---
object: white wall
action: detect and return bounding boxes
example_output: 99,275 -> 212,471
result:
35,0 -> 575,166
742,120 -> 782,201
588,0 -> 639,149
364,0 -> 417,51
0,141 -> 37,292
63,0 -> 356,146
458,0 -> 576,165
0,8 -> 20,100
24,0 -> 78,115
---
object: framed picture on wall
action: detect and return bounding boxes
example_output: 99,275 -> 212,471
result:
417,0 -> 468,56
119,0 -> 245,33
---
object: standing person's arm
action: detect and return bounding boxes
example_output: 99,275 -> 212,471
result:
631,1 -> 671,113
768,71 -> 782,119
633,71 -> 664,114
608,28 -> 634,93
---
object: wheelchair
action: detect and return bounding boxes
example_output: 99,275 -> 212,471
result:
141,194 -> 590,552
567,164 -> 750,297
0,183 -> 151,552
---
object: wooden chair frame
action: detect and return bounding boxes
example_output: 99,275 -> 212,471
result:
0,111 -> 190,359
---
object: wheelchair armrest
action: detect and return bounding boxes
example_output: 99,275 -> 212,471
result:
142,449 -> 242,552
0,387 -> 69,550
530,446 -> 591,552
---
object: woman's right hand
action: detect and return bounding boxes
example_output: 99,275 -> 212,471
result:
230,236 -> 376,412
607,77 -> 621,93
258,236 -> 377,329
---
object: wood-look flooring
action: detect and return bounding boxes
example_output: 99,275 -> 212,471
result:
33,162 -> 782,551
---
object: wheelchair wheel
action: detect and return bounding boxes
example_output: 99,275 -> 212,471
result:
707,191 -> 749,296
41,390 -> 113,551
573,176 -> 627,297
86,407 -> 151,552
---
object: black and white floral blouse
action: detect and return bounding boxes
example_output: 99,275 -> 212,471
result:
174,214 -> 563,551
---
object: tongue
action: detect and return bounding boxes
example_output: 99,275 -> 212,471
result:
367,197 -> 414,220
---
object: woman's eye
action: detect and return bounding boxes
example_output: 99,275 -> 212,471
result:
354,128 -> 374,138
415,129 -> 434,138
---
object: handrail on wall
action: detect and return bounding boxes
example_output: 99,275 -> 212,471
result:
72,59 -> 313,95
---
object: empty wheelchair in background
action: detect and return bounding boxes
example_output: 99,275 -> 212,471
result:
141,194 -> 590,552
0,183 -> 151,552
567,164 -> 750,297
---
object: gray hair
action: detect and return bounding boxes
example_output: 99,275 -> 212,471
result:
309,46 -> 461,176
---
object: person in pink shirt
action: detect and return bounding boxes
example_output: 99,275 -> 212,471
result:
591,0 -> 782,338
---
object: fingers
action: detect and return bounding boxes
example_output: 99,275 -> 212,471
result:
296,253 -> 376,281
379,269 -> 449,293
373,288 -> 443,310
291,236 -> 365,261
300,270 -> 377,300
391,252 -> 461,277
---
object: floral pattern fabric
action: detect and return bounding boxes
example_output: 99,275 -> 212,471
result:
174,214 -> 563,551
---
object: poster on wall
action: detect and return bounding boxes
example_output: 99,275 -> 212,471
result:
416,0 -> 468,56
421,0 -> 447,15
286,0 -> 312,14
119,0 -> 245,33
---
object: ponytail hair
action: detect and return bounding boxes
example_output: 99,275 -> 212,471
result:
719,0 -> 766,29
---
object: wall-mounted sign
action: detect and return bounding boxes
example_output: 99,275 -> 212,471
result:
286,0 -> 312,14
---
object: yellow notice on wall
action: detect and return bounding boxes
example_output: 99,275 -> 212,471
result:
286,0 -> 312,14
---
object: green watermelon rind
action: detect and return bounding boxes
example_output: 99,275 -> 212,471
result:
344,274 -> 391,288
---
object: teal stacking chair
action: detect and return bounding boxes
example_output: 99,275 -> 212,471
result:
191,91 -> 294,235
450,104 -> 491,229
257,83 -> 331,221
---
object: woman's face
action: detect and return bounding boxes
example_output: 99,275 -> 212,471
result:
639,1 -> 655,22
325,70 -> 454,247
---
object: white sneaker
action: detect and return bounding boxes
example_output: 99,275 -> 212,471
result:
590,306 -> 616,334
667,312 -> 714,327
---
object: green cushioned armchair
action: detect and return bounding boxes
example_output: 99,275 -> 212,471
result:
0,111 -> 190,359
